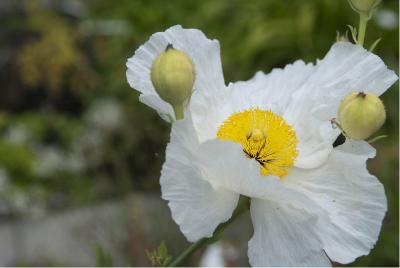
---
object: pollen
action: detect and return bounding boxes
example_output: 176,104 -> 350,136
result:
217,109 -> 298,178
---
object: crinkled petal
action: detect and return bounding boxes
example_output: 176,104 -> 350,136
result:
285,42 -> 397,168
127,25 -> 225,121
160,117 -> 239,242
189,86 -> 233,142
286,42 -> 398,122
285,140 -> 387,264
248,198 -> 331,267
314,42 -> 398,106
229,60 -> 315,113
293,118 -> 337,169
190,60 -> 315,142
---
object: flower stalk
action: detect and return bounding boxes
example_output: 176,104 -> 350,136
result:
167,196 -> 250,267
172,104 -> 185,121
357,12 -> 368,46
347,0 -> 382,48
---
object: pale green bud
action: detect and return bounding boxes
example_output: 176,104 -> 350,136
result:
347,0 -> 382,17
338,92 -> 386,140
151,44 -> 195,120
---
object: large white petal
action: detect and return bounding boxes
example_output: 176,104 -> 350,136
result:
285,140 -> 387,264
248,199 -> 331,267
285,42 -> 397,168
292,116 -> 337,169
126,25 -> 225,121
313,42 -> 398,116
189,86 -> 233,142
160,117 -> 239,242
190,60 -> 315,142
228,60 -> 315,114
286,42 -> 398,122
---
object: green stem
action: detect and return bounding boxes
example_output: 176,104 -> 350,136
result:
167,238 -> 207,267
167,196 -> 250,267
173,104 -> 184,120
357,12 -> 369,46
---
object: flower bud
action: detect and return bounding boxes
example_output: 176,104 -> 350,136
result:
150,44 -> 195,120
347,0 -> 381,17
338,92 -> 386,140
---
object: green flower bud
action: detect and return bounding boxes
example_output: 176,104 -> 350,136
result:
347,0 -> 382,17
151,44 -> 195,120
338,92 -> 386,140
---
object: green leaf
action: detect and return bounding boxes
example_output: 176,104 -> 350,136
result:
146,241 -> 173,267
369,38 -> 382,52
162,256 -> 173,267
158,241 -> 168,258
94,243 -> 113,267
346,25 -> 358,43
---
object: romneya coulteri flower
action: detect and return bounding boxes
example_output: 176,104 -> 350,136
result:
126,25 -> 398,266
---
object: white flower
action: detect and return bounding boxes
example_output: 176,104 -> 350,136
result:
126,25 -> 398,266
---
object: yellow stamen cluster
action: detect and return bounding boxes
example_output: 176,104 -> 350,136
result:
217,109 -> 298,177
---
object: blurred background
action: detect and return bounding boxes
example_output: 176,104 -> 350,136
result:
0,0 -> 398,266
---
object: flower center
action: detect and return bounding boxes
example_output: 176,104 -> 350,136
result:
217,109 -> 298,177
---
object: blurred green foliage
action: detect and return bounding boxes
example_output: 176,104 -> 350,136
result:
94,243 -> 113,267
146,240 -> 172,267
0,0 -> 398,266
